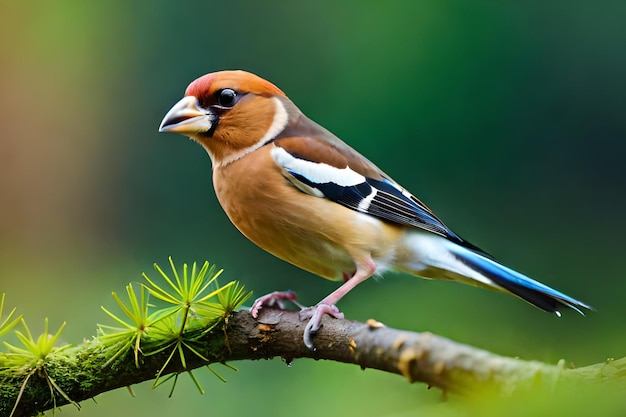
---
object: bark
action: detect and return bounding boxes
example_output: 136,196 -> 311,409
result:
1,309 -> 620,417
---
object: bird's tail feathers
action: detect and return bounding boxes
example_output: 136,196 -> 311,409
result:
401,232 -> 591,316
444,242 -> 591,316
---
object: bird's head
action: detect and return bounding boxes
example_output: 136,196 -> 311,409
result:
159,70 -> 291,166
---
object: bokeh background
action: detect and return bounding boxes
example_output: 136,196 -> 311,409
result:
1,1 -> 625,416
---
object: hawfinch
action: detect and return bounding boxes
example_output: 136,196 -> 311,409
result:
159,70 -> 590,348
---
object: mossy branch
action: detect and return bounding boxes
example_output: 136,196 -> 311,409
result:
2,309 -> 625,417
0,260 -> 623,416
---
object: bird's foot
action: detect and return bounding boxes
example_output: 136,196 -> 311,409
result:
300,303 -> 345,350
250,290 -> 303,318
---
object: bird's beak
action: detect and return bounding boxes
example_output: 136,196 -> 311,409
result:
159,96 -> 214,134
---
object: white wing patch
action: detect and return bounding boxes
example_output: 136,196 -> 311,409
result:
357,188 -> 377,212
271,146 -> 365,187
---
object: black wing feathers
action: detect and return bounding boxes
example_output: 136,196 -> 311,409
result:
289,170 -> 470,246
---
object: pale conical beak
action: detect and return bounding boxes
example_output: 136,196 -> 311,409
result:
159,96 -> 214,134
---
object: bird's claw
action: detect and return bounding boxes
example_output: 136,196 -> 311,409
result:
251,293 -> 345,349
301,303 -> 345,350
250,290 -> 300,318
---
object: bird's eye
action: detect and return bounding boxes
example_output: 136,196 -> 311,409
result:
217,88 -> 238,108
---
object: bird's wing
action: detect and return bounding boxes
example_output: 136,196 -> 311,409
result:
270,135 -> 481,251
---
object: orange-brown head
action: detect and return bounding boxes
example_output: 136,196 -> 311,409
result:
159,70 -> 290,166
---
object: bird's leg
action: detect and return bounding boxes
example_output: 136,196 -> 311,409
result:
301,258 -> 376,349
250,290 -> 304,318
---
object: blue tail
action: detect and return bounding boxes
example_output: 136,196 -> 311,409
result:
447,244 -> 592,316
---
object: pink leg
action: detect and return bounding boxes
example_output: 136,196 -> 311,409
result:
301,258 -> 376,349
250,290 -> 304,318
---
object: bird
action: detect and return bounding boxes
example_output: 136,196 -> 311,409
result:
159,70 -> 591,349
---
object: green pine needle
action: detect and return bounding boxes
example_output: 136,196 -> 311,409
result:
4,318 -> 68,360
99,284 -> 161,367
0,258 -> 251,414
0,293 -> 22,338
2,318 -> 77,417
97,258 -> 250,394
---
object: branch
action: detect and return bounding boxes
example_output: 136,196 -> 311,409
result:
2,308 -> 622,416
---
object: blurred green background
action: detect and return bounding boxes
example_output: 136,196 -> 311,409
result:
1,0 -> 625,415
